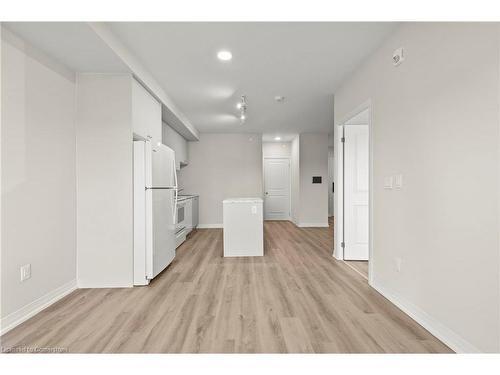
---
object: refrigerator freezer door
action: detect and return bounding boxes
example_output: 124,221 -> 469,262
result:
152,143 -> 176,188
146,188 -> 176,279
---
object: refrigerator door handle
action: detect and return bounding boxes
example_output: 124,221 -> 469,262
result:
173,156 -> 178,189
173,188 -> 178,224
172,156 -> 178,224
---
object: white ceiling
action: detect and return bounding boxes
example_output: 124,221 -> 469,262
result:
5,22 -> 397,138
262,133 -> 298,143
107,22 -> 397,136
4,22 -> 129,73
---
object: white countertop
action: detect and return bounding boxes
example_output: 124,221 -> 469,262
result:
223,197 -> 263,204
177,194 -> 198,201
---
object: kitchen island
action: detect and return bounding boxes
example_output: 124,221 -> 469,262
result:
222,198 -> 263,257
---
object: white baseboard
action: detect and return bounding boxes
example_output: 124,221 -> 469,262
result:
199,222 -> 329,229
370,280 -> 481,353
298,222 -> 329,228
0,279 -> 77,336
264,217 -> 291,221
197,223 -> 223,229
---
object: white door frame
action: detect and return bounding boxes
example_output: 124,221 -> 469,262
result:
333,99 -> 374,284
328,147 -> 335,217
263,157 -> 291,221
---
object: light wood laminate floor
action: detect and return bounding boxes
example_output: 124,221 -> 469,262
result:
345,261 -> 369,279
1,221 -> 452,353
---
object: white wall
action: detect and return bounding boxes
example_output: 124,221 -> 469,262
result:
1,29 -> 77,323
290,136 -> 300,225
162,122 -> 187,169
178,134 -> 263,226
262,142 -> 291,158
334,23 -> 500,352
298,133 -> 329,227
76,74 -> 133,288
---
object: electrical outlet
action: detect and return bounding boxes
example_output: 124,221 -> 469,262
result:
395,258 -> 402,273
393,47 -> 405,66
20,264 -> 31,281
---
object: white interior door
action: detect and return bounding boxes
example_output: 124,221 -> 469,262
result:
344,125 -> 369,260
264,158 -> 290,220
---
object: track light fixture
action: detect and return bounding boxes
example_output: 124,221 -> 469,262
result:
238,95 -> 248,123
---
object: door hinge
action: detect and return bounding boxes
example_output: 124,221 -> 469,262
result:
341,137 -> 345,143
341,242 -> 345,248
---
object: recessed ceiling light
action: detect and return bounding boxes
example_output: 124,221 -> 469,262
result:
240,114 -> 246,121
217,50 -> 232,61
236,102 -> 242,109
274,136 -> 281,141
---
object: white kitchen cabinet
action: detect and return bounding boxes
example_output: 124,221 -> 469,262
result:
162,122 -> 188,170
132,79 -> 162,144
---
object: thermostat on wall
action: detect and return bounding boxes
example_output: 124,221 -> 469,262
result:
393,47 -> 405,66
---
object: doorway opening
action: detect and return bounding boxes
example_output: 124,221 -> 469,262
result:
334,105 -> 371,281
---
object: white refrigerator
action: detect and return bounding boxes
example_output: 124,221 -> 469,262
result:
134,140 -> 178,285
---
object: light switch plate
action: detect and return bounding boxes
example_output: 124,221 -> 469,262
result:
384,176 -> 394,189
395,258 -> 402,272
251,205 -> 257,214
20,263 -> 31,281
394,174 -> 403,189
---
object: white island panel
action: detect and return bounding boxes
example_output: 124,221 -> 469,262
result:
223,198 -> 263,257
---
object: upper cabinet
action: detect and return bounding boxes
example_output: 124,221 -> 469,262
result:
131,78 -> 189,170
162,122 -> 188,170
132,79 -> 162,145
